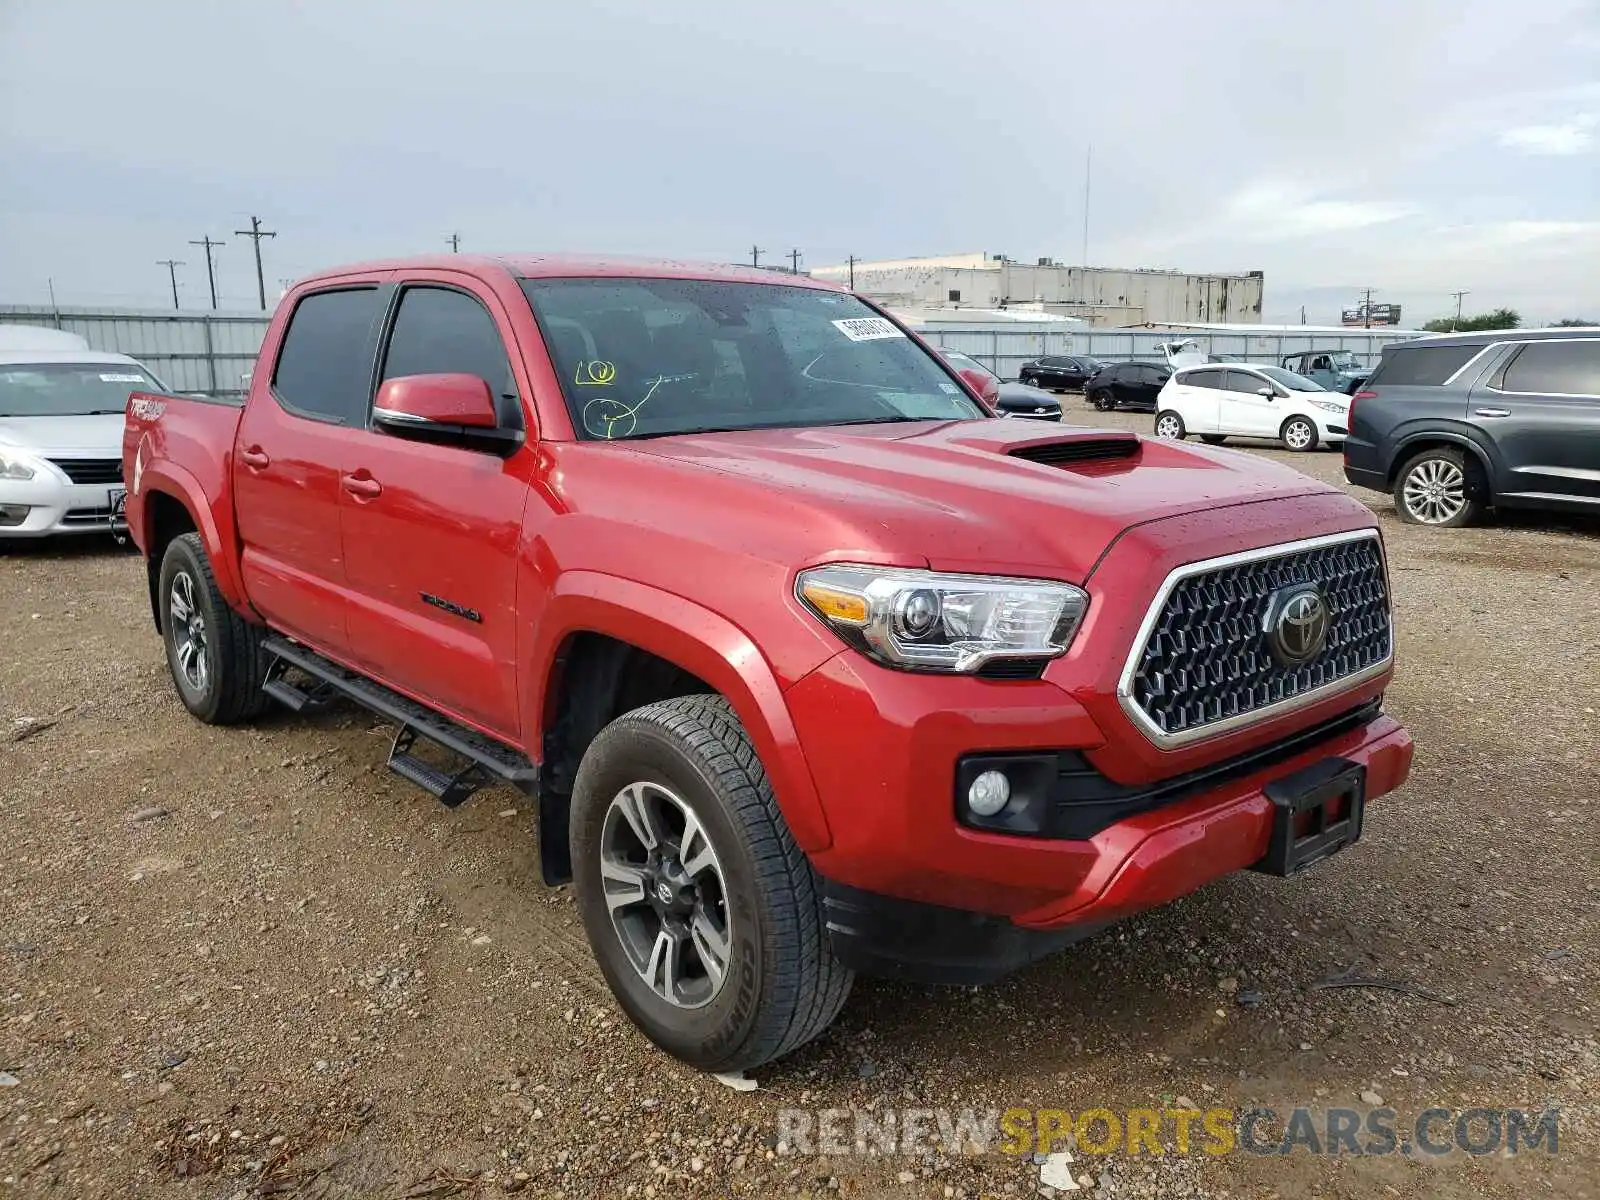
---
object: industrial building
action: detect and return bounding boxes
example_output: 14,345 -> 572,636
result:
810,252 -> 1265,327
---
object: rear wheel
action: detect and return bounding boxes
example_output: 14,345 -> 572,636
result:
1281,416 -> 1318,452
1090,390 -> 1113,412
1154,411 -> 1186,440
1200,434 -> 1226,445
570,695 -> 852,1072
158,533 -> 270,724
1393,447 -> 1485,527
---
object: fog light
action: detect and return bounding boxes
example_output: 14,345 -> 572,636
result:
967,769 -> 1011,817
0,504 -> 30,527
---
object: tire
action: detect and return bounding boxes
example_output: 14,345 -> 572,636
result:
1154,410 -> 1186,440
1200,434 -> 1226,445
570,695 -> 852,1072
1281,416 -> 1318,452
157,532 -> 271,724
1393,447 -> 1486,528
1090,390 -> 1113,412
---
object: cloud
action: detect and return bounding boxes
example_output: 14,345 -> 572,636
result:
1212,182 -> 1419,241
1498,115 -> 1598,155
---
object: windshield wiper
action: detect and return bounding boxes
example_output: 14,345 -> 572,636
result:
821,415 -> 930,427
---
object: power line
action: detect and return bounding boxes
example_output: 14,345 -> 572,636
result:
189,235 -> 223,310
156,259 -> 184,310
788,248 -> 803,275
446,233 -> 461,253
233,216 -> 278,311
750,245 -> 764,268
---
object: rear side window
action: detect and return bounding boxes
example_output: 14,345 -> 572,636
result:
271,288 -> 384,424
1365,344 -> 1481,388
1498,340 -> 1600,396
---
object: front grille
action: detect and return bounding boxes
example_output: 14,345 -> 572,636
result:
49,458 -> 123,485
1009,437 -> 1139,466
61,506 -> 116,526
1122,533 -> 1391,745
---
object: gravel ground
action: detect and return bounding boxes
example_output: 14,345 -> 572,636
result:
2,402 -> 1597,1199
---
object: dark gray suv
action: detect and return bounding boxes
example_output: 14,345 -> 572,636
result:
1343,329 -> 1600,527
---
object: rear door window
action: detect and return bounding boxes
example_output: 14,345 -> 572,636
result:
1497,340 -> 1600,397
1365,344 -> 1482,388
1182,369 -> 1224,390
272,288 -> 386,424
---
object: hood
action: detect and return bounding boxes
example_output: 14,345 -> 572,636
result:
619,420 -> 1338,582
0,414 -> 126,457
995,381 -> 1061,414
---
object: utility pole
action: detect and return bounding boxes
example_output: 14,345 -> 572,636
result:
189,235 -> 223,310
233,216 -> 278,311
750,245 -> 764,268
847,255 -> 857,290
156,259 -> 184,310
1299,304 -> 1307,325
788,248 -> 802,275
1449,290 -> 1470,331
1082,144 -> 1092,266
446,233 -> 461,253
1361,287 -> 1376,329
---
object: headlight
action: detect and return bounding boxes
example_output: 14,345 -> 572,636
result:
0,449 -> 38,481
1310,399 -> 1347,414
796,564 -> 1088,674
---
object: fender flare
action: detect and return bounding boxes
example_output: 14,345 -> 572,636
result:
136,458 -> 255,620
1390,426 -> 1497,487
525,570 -> 833,853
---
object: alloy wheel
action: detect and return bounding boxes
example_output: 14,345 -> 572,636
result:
1402,457 -> 1467,524
599,780 -> 732,1009
1155,414 -> 1183,439
168,570 -> 209,694
1284,419 -> 1315,450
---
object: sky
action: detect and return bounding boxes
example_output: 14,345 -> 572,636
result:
2,0 -> 1598,326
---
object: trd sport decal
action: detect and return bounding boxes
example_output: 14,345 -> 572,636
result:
420,593 -> 483,623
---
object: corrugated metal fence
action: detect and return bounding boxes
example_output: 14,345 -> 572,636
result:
0,305 -> 270,399
1,304 -> 1420,398
915,326 -> 1419,379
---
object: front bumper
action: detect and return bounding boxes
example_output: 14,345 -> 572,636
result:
0,476 -> 127,538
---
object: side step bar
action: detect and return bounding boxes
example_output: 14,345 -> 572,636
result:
261,636 -> 538,808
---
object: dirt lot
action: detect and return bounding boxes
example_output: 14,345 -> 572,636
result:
2,405 -> 1597,1200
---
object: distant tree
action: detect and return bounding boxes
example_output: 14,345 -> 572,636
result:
1551,317 -> 1597,327
1420,307 -> 1522,333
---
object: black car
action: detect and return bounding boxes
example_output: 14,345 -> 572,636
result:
1018,355 -> 1103,391
1343,329 -> 1600,527
937,349 -> 1062,421
1084,362 -> 1171,412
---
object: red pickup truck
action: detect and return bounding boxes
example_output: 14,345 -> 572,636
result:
122,255 -> 1413,1072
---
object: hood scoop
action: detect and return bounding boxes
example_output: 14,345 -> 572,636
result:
1007,434 -> 1140,467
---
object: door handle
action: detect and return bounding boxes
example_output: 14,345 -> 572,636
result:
239,446 -> 270,469
1474,407 -> 1511,418
341,473 -> 383,499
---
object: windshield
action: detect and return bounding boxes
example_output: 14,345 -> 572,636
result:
0,362 -> 164,417
1257,366 -> 1327,392
939,350 -> 998,382
522,277 -> 986,440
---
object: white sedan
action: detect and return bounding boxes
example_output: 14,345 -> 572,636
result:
1152,364 -> 1350,452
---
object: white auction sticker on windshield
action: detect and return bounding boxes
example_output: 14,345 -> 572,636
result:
831,317 -> 904,342
99,373 -> 145,383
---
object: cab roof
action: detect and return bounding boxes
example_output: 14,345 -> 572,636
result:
304,254 -> 846,290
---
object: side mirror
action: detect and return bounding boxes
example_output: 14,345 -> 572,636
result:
957,367 -> 1001,408
1256,386 -> 1276,398
372,373 -> 523,455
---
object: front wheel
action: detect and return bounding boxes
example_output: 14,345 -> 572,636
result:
570,695 -> 853,1072
158,533 -> 270,724
1200,434 -> 1226,445
1154,411 -> 1187,440
1281,416 -> 1318,452
1393,447 -> 1485,527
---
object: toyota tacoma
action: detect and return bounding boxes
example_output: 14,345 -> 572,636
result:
122,255 -> 1412,1072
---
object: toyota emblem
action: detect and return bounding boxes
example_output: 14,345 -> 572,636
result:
1264,584 -> 1331,666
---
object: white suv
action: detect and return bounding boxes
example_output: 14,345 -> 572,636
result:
1153,364 -> 1350,452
